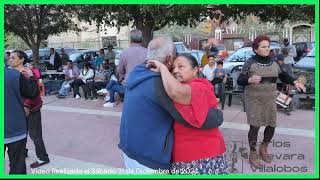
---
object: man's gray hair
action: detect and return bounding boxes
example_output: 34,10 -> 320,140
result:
130,29 -> 143,43
147,36 -> 174,63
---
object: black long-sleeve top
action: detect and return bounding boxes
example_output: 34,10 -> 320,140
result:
237,54 -> 296,86
19,74 -> 39,100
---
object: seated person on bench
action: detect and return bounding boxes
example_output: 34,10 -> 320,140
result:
70,63 -> 94,100
103,74 -> 125,108
87,63 -> 110,100
57,60 -> 80,98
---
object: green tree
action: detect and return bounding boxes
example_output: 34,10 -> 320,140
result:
207,5 -> 315,25
76,5 -> 208,47
4,32 -> 29,50
77,4 -> 314,47
4,5 -> 79,64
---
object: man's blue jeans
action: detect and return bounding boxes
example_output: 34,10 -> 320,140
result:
106,80 -> 125,103
59,79 -> 74,96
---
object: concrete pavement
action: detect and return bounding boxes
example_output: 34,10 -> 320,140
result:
4,95 -> 316,175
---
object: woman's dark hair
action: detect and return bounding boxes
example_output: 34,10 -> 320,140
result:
252,35 -> 270,50
207,54 -> 217,59
84,62 -> 92,69
11,50 -> 29,64
216,60 -> 224,66
102,63 -> 108,70
177,53 -> 199,68
84,54 -> 91,61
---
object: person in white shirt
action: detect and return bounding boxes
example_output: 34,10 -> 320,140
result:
69,62 -> 94,100
201,55 -> 217,81
280,38 -> 296,66
48,48 -> 61,70
49,53 -> 55,66
57,61 -> 80,98
281,47 -> 295,66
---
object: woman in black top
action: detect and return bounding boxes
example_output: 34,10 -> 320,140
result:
237,35 -> 305,169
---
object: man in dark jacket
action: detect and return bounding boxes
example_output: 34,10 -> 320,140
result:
4,66 -> 40,174
60,48 -> 70,66
118,36 -> 224,173
48,48 -> 62,70
210,43 -> 219,56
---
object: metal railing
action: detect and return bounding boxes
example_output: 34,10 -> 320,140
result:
48,40 -> 130,50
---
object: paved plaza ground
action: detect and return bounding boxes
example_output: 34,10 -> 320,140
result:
4,95 -> 316,175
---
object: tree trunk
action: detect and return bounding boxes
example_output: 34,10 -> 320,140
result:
31,44 -> 40,65
141,26 -> 153,48
135,13 -> 155,48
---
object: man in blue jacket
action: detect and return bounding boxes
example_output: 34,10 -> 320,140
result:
118,36 -> 224,174
4,66 -> 40,174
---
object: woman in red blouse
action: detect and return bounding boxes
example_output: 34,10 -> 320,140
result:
147,53 -> 229,174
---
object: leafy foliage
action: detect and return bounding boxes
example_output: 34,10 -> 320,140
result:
5,4 -> 315,54
77,4 -> 314,46
208,5 -> 315,24
76,5 -> 208,46
4,32 -> 29,50
5,5 -> 80,63
77,5 -> 208,30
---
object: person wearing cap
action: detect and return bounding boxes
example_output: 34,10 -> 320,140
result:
280,38 -> 296,66
277,49 -> 293,77
210,43 -> 219,57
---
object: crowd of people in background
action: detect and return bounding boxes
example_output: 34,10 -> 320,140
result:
5,29 -> 307,175
4,33 -> 301,109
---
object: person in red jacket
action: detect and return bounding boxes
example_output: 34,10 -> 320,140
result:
26,61 -> 41,79
147,53 -> 229,174
9,50 -> 50,168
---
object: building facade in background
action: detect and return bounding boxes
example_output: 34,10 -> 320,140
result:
47,19 -> 131,50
